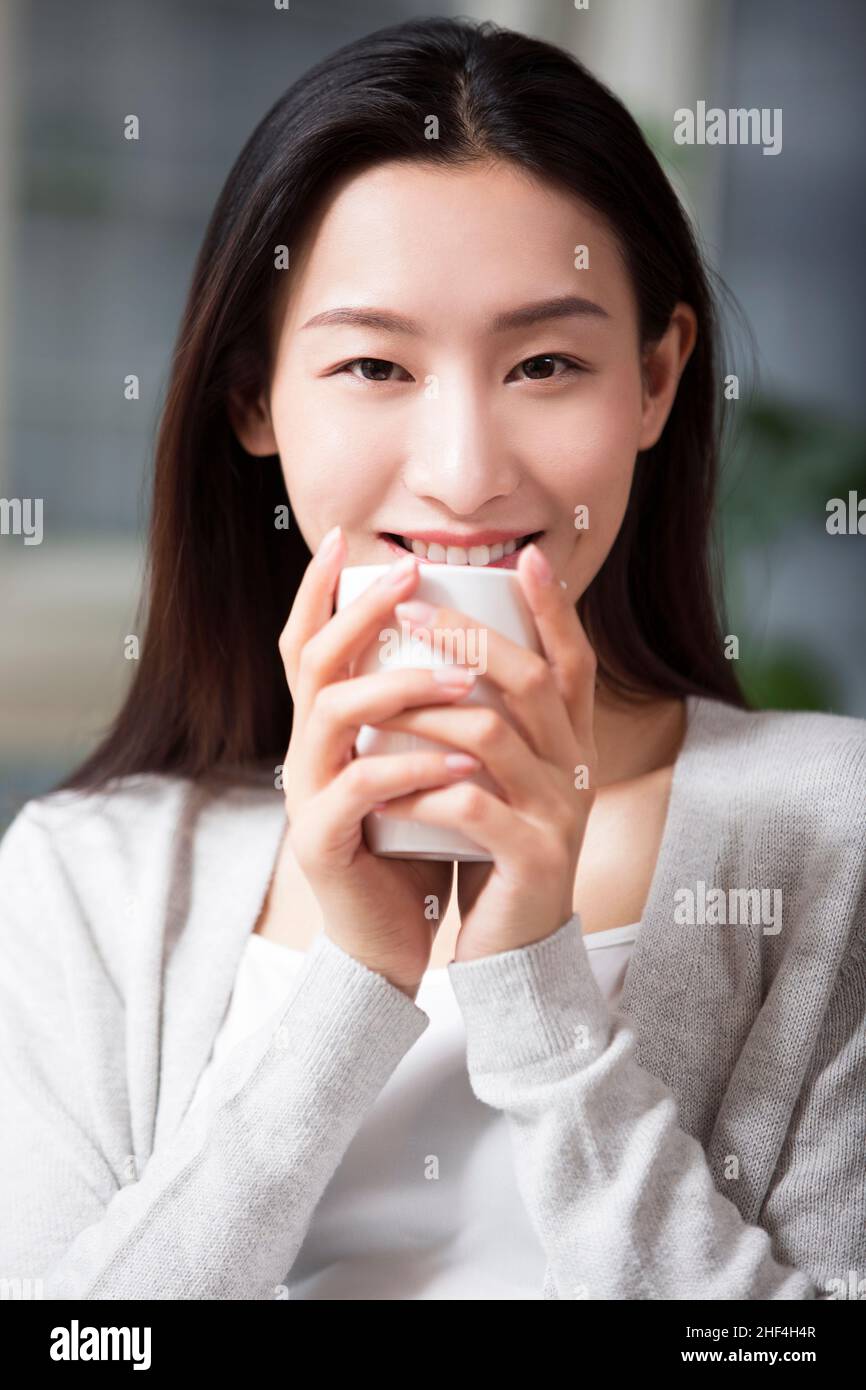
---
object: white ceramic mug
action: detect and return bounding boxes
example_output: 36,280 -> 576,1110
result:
335,563 -> 542,860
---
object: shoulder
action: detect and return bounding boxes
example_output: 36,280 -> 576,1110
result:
1,772 -> 202,883
0,766 -> 279,967
689,695 -> 866,827
2,763 -> 277,858
687,695 -> 866,962
0,774 -> 188,978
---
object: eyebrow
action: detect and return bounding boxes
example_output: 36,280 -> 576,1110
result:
300,294 -> 610,335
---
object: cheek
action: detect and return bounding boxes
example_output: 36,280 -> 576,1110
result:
272,375 -> 349,481
580,363 -> 645,460
570,447 -> 635,575
546,370 -> 642,588
270,381 -> 388,535
544,369 -> 643,522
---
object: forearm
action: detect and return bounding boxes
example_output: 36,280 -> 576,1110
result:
2,930 -> 429,1301
448,914 -> 821,1300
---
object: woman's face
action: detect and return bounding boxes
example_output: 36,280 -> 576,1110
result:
233,159 -> 695,600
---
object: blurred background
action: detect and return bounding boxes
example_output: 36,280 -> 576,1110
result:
1,0 -> 864,831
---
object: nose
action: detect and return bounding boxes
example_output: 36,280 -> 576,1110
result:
401,379 -> 521,516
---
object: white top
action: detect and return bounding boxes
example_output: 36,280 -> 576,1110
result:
187,920 -> 639,1300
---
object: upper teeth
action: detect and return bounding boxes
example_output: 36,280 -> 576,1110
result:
403,537 -> 519,565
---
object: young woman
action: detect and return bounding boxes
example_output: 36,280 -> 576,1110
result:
1,17 -> 863,1302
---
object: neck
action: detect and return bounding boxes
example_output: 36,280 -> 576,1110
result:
592,683 -> 687,788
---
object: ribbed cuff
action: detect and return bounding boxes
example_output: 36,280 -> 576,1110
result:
301,927 -> 431,1054
202,925 -> 434,1132
446,913 -> 610,1075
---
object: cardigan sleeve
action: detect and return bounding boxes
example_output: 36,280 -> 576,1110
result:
0,807 -> 429,1301
447,911 -> 865,1300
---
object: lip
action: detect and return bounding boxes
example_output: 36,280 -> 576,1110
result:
379,529 -> 543,570
384,528 -> 534,547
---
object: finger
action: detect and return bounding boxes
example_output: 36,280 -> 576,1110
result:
371,704 -> 557,812
516,541 -> 597,740
393,594 -> 574,762
294,554 -> 422,722
302,666 -> 478,787
278,525 -> 346,693
302,750 -> 482,857
374,781 -> 524,864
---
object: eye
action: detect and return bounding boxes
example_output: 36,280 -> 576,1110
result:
334,353 -> 587,385
508,354 -> 586,383
338,357 -> 412,383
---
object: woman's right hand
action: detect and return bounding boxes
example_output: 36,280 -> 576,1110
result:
279,526 -> 479,998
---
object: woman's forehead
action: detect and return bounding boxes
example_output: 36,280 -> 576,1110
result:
275,160 -> 631,343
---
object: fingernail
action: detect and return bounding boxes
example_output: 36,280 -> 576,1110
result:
526,542 -> 553,584
445,754 -> 481,774
432,665 -> 476,687
317,525 -> 342,563
385,555 -> 417,586
395,599 -> 436,624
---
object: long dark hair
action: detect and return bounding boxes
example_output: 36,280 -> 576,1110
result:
56,15 -> 747,795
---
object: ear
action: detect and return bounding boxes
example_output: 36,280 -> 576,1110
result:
227,386 -> 279,457
637,302 -> 698,452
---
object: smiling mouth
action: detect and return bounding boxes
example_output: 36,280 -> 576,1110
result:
382,531 -> 543,568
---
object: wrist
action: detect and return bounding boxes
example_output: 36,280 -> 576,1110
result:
452,905 -> 577,963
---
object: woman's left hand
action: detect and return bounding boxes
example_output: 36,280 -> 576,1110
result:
371,543 -> 598,963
